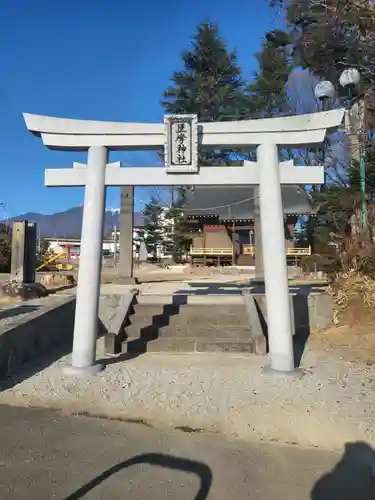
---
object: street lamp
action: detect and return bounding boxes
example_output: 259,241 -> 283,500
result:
339,68 -> 361,89
314,80 -> 335,107
314,69 -> 367,229
313,81 -> 336,173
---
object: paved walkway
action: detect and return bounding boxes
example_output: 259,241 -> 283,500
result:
96,278 -> 252,304
2,405 -> 374,499
141,279 -> 247,295
96,278 -> 329,299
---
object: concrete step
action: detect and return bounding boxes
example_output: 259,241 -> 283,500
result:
121,299 -> 253,354
132,302 -> 247,314
128,303 -> 249,328
124,337 -> 254,354
124,323 -> 252,340
136,294 -> 245,305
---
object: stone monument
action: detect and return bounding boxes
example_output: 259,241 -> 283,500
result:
138,241 -> 148,263
10,220 -> 37,283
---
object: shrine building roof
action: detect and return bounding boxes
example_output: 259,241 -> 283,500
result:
184,186 -> 314,221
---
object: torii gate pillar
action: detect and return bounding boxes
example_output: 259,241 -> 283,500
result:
65,146 -> 108,375
258,143 -> 293,371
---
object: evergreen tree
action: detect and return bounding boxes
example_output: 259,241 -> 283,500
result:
162,21 -> 245,166
167,187 -> 190,263
245,27 -> 347,252
142,198 -> 164,260
268,0 -> 375,124
161,21 -> 246,259
0,224 -> 11,273
244,29 -> 299,163
245,30 -> 293,119
39,238 -> 51,255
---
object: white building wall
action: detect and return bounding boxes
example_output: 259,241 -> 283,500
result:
47,205 -> 175,260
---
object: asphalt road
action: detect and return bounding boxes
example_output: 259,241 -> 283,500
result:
0,405 -> 374,499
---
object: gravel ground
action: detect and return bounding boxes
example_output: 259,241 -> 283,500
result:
1,344 -> 374,451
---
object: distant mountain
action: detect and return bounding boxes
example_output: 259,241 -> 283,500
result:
4,206 -> 145,238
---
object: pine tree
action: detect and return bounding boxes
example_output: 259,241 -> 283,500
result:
277,4 -> 375,187
161,21 -> 246,259
0,224 -> 11,273
245,30 -> 293,119
39,238 -> 51,255
162,21 -> 245,166
268,0 -> 375,122
142,198 -> 164,260
167,187 -> 190,263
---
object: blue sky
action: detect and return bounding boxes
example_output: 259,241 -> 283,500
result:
0,0 -> 281,217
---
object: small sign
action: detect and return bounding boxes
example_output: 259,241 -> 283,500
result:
164,114 -> 198,173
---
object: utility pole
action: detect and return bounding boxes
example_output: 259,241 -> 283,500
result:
253,187 -> 264,282
119,186 -> 135,282
345,98 -> 367,230
113,224 -> 117,268
338,68 -> 367,230
359,98 -> 367,229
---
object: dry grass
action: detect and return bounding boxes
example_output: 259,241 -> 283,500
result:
0,295 -> 22,307
309,324 -> 375,364
308,270 -> 375,363
329,270 -> 375,325
39,273 -> 75,290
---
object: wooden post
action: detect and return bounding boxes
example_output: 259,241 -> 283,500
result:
231,220 -> 236,266
119,186 -> 135,282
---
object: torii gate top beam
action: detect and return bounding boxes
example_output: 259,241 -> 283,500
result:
23,110 -> 344,151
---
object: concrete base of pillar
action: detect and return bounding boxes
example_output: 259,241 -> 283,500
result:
104,333 -> 122,356
62,363 -> 105,377
262,365 -> 304,379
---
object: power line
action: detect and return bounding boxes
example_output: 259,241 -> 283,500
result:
187,194 -> 259,212
122,185 -> 305,214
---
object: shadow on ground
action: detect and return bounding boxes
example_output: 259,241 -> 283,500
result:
0,298 -> 106,391
292,293 -> 311,368
48,284 -> 77,294
249,290 -> 316,368
0,304 -> 41,321
60,440 -> 375,500
174,282 -> 247,295
101,295 -> 189,365
172,282 -> 329,296
64,452 -> 212,500
311,441 -> 375,499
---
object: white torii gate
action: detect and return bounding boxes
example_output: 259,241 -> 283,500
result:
24,110 -> 344,376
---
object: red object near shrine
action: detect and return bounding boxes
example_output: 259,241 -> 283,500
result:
203,224 -> 226,231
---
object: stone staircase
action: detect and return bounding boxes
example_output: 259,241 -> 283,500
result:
122,295 -> 254,354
